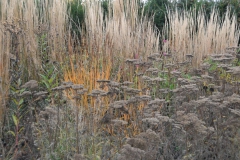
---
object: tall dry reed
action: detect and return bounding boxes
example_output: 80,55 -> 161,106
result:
0,0 -> 68,125
65,0 -> 160,85
162,7 -> 239,67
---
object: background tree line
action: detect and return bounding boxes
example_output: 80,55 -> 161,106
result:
144,0 -> 240,31
69,0 -> 240,33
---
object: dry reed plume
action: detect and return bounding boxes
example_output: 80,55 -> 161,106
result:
163,7 -> 239,67
0,0 -> 68,124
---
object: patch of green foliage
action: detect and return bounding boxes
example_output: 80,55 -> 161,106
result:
38,34 -> 60,101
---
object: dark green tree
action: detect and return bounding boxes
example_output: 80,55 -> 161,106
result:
68,0 -> 84,34
144,0 -> 171,31
217,0 -> 240,18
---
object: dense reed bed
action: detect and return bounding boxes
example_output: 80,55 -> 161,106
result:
162,7 -> 239,67
0,0 -> 68,124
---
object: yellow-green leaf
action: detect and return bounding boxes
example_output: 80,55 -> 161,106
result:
19,99 -> 24,106
19,127 -> 25,133
12,114 -> 18,126
7,131 -> 15,137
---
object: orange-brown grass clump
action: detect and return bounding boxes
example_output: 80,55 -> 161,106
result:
162,7 -> 239,67
64,0 -> 160,135
65,0 -> 159,83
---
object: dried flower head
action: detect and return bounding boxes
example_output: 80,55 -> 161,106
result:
200,63 -> 211,70
52,85 -> 66,91
137,95 -> 152,101
223,53 -> 234,58
176,111 -> 209,135
210,54 -> 222,59
156,115 -> 174,123
127,97 -> 138,104
146,68 -> 158,72
171,70 -> 181,76
147,53 -> 161,60
33,91 -> 48,97
134,61 -> 153,68
71,84 -> 84,90
122,81 -> 134,86
21,80 -> 38,90
77,89 -> 88,95
108,81 -> 120,88
165,63 -> 175,68
186,54 -> 194,58
217,64 -> 231,70
148,98 -> 165,106
111,100 -> 128,107
117,144 -> 145,160
125,59 -> 138,64
72,95 -> 82,100
229,108 -> 240,116
152,77 -> 165,82
111,119 -> 128,126
227,66 -> 240,75
100,113 -> 114,124
96,79 -> 110,83
89,89 -> 106,96
126,138 -> 147,150
73,154 -> 86,160
61,81 -> 73,86
125,88 -> 141,95
141,76 -> 151,81
201,75 -> 213,80
136,72 -> 144,76
20,91 -> 32,97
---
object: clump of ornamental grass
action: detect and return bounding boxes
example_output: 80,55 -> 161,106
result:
64,0 -> 160,96
0,0 -> 69,135
163,7 -> 239,67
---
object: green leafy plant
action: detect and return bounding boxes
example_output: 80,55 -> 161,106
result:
7,79 -> 28,159
38,34 -> 59,100
39,68 -> 59,93
203,58 -> 217,72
